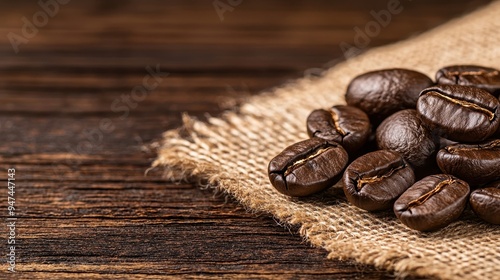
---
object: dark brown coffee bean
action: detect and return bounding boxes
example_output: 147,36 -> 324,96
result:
436,139 -> 500,187
345,68 -> 433,124
306,105 -> 371,154
394,174 -> 470,231
417,85 -> 500,142
268,138 -> 348,197
376,109 -> 438,167
436,65 -> 500,96
469,181 -> 500,224
342,150 -> 415,211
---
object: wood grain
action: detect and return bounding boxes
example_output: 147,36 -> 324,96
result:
0,0 -> 492,278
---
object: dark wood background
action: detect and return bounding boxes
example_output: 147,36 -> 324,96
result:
0,0 -> 492,279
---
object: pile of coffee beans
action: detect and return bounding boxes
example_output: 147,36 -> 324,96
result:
268,65 -> 500,231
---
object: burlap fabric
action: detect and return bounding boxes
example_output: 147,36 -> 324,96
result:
154,2 -> 500,279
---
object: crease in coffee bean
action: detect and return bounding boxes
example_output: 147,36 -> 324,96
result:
445,139 -> 500,153
448,70 -> 499,77
426,91 -> 496,121
329,108 -> 348,137
355,164 -> 406,192
283,146 -> 333,177
406,176 -> 458,209
482,191 -> 500,200
448,70 -> 499,78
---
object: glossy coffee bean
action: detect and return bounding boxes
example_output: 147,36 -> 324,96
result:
469,181 -> 500,224
376,109 -> 438,167
306,105 -> 371,154
268,138 -> 348,197
342,150 -> 415,211
345,68 -> 433,124
436,65 -> 500,97
394,174 -> 469,231
417,85 -> 500,142
436,139 -> 500,187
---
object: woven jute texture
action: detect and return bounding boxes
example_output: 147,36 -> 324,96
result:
154,2 -> 500,279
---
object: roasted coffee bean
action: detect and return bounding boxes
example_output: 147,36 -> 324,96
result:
417,85 -> 500,142
376,109 -> 438,167
436,65 -> 500,96
469,181 -> 500,224
306,105 -> 371,154
342,150 -> 415,211
436,139 -> 500,187
345,68 -> 433,124
268,138 -> 348,197
394,174 -> 469,231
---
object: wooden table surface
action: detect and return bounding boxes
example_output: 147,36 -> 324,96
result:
0,0 -> 493,279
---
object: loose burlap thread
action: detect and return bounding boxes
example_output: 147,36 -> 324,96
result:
154,2 -> 500,279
